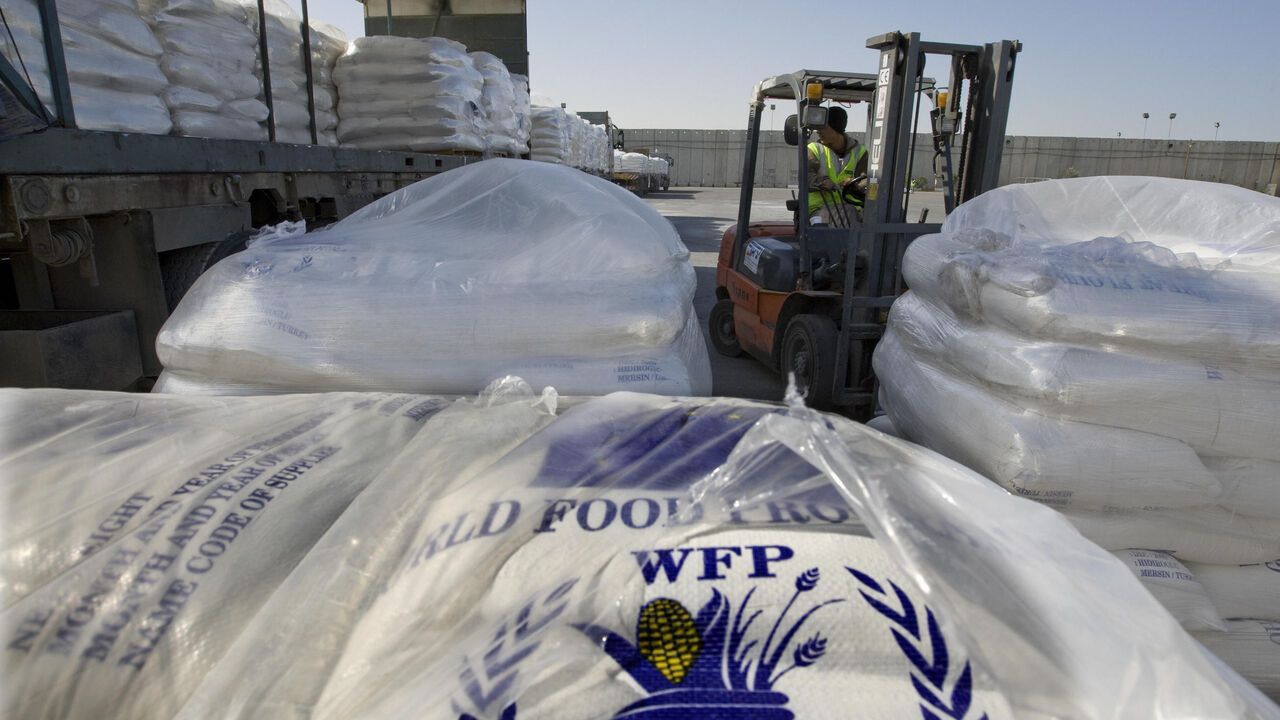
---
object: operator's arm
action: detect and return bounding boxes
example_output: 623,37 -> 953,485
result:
853,144 -> 868,178
807,147 -> 836,191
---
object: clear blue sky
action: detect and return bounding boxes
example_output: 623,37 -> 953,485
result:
287,0 -> 1279,141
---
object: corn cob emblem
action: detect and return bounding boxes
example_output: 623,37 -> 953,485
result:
636,598 -> 702,684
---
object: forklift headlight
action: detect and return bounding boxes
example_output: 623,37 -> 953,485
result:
800,104 -> 829,130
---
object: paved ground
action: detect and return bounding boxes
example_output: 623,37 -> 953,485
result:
642,187 -> 948,406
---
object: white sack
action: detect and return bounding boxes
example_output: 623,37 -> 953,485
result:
1184,561 -> 1280,622
874,329 -> 1220,511
156,160 -> 711,397
888,292 -> 1280,462
0,388 -> 449,719
903,178 -> 1280,370
1,0 -> 172,134
167,391 -> 1279,718
1065,507 -> 1280,565
1112,550 -> 1226,631
1205,457 -> 1280,518
1193,620 -> 1280,701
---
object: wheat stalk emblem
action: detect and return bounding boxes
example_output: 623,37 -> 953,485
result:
847,567 -> 988,720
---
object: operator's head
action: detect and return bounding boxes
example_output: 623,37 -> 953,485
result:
819,106 -> 848,146
827,106 -> 848,133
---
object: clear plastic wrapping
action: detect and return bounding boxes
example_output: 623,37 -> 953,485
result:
875,328 -> 1222,511
1192,620 -> 1280,699
471,50 -> 520,156
904,178 -> 1280,370
156,159 -> 711,397
4,386 -> 1276,718
888,292 -> 1280,463
880,177 -> 1280,566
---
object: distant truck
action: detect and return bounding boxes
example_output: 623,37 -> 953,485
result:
610,148 -> 671,195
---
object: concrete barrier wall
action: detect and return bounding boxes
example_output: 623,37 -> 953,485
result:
622,129 -> 1280,195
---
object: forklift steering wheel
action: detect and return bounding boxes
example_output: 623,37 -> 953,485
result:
842,176 -> 868,204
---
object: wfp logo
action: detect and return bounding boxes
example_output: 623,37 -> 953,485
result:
575,568 -> 844,719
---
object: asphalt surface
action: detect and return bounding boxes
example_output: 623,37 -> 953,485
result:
642,187 -> 948,408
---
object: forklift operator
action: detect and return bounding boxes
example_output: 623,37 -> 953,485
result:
806,106 -> 869,227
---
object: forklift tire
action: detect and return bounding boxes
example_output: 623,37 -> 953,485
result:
780,314 -> 838,410
709,299 -> 744,357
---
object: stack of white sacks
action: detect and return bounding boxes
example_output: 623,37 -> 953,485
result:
142,0 -> 268,140
253,0 -> 346,146
154,159 -> 712,397
615,150 -> 667,178
4,384 -> 1278,718
510,73 -> 532,154
471,51 -> 523,156
528,105 -> 573,164
0,1 -> 532,154
529,105 -> 609,172
874,176 -> 1280,697
333,35 -> 484,153
0,0 -> 172,134
577,119 -> 609,173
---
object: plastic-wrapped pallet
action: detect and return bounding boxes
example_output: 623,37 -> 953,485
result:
5,386 -> 1279,717
141,0 -> 267,140
877,176 -> 1280,566
509,72 -> 531,154
471,51 -> 520,156
334,36 -> 484,153
166,391 -> 1280,717
0,0 -> 172,134
529,105 -> 572,164
0,386 -> 454,720
154,159 -> 712,397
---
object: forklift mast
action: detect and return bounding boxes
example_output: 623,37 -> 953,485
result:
863,32 -> 1020,223
837,32 -> 1019,416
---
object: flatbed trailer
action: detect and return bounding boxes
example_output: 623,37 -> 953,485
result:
0,127 -> 473,389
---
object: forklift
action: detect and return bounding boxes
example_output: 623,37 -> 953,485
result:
710,31 -> 1019,418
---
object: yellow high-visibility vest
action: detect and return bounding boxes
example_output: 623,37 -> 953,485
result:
807,139 -> 868,213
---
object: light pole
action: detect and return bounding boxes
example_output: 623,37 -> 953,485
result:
1142,112 -> 1149,140
770,104 -> 776,132
1214,122 -> 1220,141
1168,112 -> 1177,138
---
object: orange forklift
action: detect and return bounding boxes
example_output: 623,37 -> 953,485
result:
710,32 -> 1020,418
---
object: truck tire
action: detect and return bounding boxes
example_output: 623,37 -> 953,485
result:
159,230 -> 253,312
780,314 -> 838,410
708,299 -> 744,357
159,242 -> 220,312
